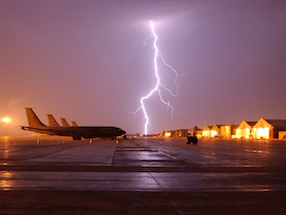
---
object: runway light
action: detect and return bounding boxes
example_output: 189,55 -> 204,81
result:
1,117 -> 11,124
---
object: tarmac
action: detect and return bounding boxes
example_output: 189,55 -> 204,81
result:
0,137 -> 286,214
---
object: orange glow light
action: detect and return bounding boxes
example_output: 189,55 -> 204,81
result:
1,117 -> 11,123
165,132 -> 171,137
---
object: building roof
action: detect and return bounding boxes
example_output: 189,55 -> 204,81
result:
193,128 -> 202,131
245,121 -> 257,127
213,124 -> 223,128
265,119 -> 286,129
203,125 -> 212,130
221,124 -> 239,127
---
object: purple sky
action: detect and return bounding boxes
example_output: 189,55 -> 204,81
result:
1,0 -> 286,135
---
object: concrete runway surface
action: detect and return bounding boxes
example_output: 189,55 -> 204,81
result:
0,137 -> 286,214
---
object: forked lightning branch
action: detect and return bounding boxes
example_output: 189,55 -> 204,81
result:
134,21 -> 179,135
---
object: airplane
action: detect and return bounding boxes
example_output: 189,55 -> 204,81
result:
48,115 -> 77,128
61,118 -> 70,126
47,114 -> 60,127
71,121 -> 78,126
21,108 -> 126,140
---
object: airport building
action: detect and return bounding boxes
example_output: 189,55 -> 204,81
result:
202,125 -> 212,138
175,129 -> 189,138
236,121 -> 257,139
220,124 -> 238,138
278,131 -> 286,139
163,130 -> 176,138
210,124 -> 222,138
252,118 -> 286,139
189,127 -> 202,138
160,117 -> 286,140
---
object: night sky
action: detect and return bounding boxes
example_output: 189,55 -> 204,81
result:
1,0 -> 286,135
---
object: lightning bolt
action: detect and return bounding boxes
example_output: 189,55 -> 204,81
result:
133,21 -> 179,135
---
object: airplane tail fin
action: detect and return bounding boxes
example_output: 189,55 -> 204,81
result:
71,121 -> 78,126
25,108 -> 46,128
61,118 -> 70,126
47,114 -> 60,126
